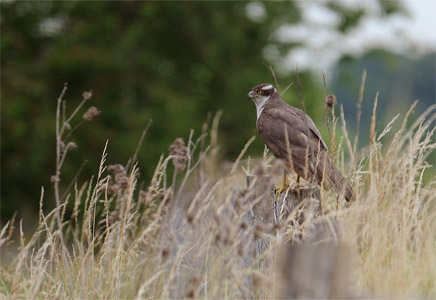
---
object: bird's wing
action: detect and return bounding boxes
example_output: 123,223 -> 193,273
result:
257,106 -> 327,160
289,106 -> 328,151
257,102 -> 352,201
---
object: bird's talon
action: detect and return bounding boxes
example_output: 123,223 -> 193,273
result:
274,185 -> 289,203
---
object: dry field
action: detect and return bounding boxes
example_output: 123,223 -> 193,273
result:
1,85 -> 435,299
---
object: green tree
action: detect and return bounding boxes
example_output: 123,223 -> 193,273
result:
1,1 -> 403,220
1,2 -> 303,220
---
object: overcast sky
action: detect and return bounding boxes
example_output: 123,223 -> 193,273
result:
406,0 -> 436,49
249,0 -> 436,73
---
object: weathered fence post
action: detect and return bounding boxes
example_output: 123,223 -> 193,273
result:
275,219 -> 356,299
237,174 -> 356,298
274,185 -> 322,225
245,174 -> 322,226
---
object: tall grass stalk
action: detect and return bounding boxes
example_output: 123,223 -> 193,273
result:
0,89 -> 435,299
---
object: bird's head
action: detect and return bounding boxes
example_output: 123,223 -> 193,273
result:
247,83 -> 278,119
247,83 -> 277,107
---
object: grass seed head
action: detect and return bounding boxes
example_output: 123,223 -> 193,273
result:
161,248 -> 170,259
157,190 -> 173,204
169,137 -> 188,171
115,172 -> 129,189
215,233 -> 221,244
186,212 -> 195,224
254,223 -> 265,240
108,211 -> 120,226
326,94 -> 337,109
66,142 -> 77,150
237,245 -> 244,257
108,183 -> 120,194
108,164 -> 124,173
272,222 -> 282,231
254,160 -> 267,177
82,90 -> 93,101
83,106 -> 100,121
240,221 -> 247,230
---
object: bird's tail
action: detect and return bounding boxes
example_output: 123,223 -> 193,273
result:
317,153 -> 353,202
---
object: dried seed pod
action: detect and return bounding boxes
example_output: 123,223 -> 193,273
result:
82,90 -> 93,101
215,233 -> 221,244
326,94 -> 336,109
115,173 -> 129,189
169,137 -> 188,171
66,142 -> 77,150
108,164 -> 124,173
108,210 -> 120,226
161,248 -> 169,259
108,184 -> 120,194
83,106 -> 100,121
253,160 -> 267,177
240,221 -> 247,230
186,212 -> 194,224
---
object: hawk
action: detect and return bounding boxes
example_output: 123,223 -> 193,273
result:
247,83 -> 353,202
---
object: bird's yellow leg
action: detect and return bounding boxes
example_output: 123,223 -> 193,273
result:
275,172 -> 289,203
296,175 -> 301,199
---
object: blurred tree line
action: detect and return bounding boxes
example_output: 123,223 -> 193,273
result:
1,1 -> 410,221
333,50 -> 435,144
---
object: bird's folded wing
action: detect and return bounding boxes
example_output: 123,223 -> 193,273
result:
289,106 -> 328,150
257,107 -> 327,160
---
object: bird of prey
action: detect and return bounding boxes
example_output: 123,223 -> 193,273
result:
247,83 -> 353,202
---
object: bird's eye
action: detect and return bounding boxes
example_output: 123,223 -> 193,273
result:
257,90 -> 263,95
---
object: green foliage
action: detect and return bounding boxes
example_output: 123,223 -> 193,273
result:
1,1 -> 308,219
0,1 -> 414,221
332,50 -> 436,147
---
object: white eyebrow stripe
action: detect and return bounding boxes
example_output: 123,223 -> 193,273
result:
261,84 -> 273,91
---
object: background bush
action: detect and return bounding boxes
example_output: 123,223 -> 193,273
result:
1,1 -> 434,222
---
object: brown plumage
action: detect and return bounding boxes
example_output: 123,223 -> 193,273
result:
248,83 -> 353,202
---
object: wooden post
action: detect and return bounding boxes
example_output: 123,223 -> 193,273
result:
238,175 -> 356,299
243,174 -> 323,260
245,175 -> 322,225
274,186 -> 321,225
275,219 -> 356,299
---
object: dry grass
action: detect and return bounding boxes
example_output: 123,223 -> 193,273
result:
1,86 -> 435,299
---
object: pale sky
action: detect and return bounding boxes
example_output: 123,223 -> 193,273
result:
250,0 -> 436,73
404,0 -> 436,51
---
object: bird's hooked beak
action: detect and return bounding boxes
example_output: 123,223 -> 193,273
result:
247,91 -> 254,100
